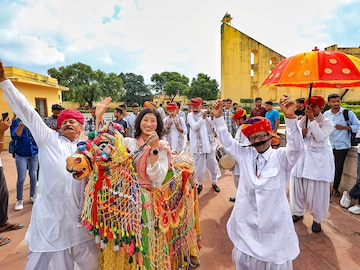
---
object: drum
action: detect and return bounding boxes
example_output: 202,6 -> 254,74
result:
216,145 -> 236,170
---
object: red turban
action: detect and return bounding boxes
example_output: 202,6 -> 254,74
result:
241,117 -> 272,138
232,109 -> 246,120
304,96 -> 325,108
143,101 -> 157,109
57,109 -> 85,126
190,98 -> 202,107
166,102 -> 178,111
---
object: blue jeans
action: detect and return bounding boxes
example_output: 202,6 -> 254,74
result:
350,153 -> 360,204
15,154 -> 39,200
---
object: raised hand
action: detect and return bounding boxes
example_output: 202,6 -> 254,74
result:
212,99 -> 223,118
279,95 -> 296,119
0,61 -> 7,82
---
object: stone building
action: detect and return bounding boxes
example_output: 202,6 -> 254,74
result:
220,13 -> 360,103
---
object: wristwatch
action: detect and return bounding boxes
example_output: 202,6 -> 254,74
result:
151,149 -> 159,155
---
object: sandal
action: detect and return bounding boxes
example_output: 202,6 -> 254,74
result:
0,236 -> 11,246
0,222 -> 24,233
292,215 -> 304,223
331,189 -> 340,197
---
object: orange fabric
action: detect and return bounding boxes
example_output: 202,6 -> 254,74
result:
232,109 -> 246,120
190,98 -> 202,107
143,101 -> 157,109
261,50 -> 360,88
165,102 -> 177,111
241,117 -> 272,138
304,96 -> 325,108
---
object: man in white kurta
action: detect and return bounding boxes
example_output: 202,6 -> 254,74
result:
212,96 -> 304,270
0,62 -> 98,270
163,102 -> 187,152
290,96 -> 334,233
187,97 -> 221,194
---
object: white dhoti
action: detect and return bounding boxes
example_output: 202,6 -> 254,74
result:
289,176 -> 330,223
193,151 -> 220,185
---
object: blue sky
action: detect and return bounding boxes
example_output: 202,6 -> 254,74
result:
0,0 -> 359,84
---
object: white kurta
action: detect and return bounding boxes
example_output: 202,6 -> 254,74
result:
163,115 -> 187,152
213,116 -> 304,264
1,80 -> 93,252
291,117 -> 335,182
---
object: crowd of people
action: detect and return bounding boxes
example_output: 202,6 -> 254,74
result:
2,57 -> 360,269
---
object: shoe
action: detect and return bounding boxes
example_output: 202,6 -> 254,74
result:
340,191 -> 351,208
331,189 -> 340,197
229,197 -> 236,202
29,196 -> 36,203
292,215 -> 304,223
212,184 -> 220,193
14,200 -> 23,211
312,221 -> 322,233
197,185 -> 203,194
348,204 -> 360,215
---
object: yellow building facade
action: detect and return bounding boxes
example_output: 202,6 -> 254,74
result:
221,14 -> 360,103
0,66 -> 68,145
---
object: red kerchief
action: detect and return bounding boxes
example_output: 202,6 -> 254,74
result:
190,98 -> 203,107
232,109 -> 246,120
166,102 -> 178,111
143,101 -> 157,109
305,96 -> 325,108
57,109 -> 85,126
241,117 -> 272,138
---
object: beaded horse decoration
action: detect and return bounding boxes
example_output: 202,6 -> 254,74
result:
66,123 -> 200,269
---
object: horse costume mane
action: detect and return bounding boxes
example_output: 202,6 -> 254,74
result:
66,123 -> 200,269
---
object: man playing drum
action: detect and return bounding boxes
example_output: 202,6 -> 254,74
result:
212,95 -> 304,270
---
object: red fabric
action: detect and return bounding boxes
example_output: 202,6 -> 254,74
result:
304,96 -> 325,108
57,109 -> 84,126
165,102 -> 177,111
143,101 -> 157,109
190,98 -> 202,107
241,117 -> 272,138
232,109 -> 246,120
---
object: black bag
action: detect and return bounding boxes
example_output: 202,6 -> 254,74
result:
343,109 -> 360,146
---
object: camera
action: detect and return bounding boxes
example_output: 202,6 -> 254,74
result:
2,112 -> 9,121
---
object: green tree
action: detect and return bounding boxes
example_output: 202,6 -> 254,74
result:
150,72 -> 189,101
48,62 -> 123,108
119,73 -> 153,105
186,73 -> 219,100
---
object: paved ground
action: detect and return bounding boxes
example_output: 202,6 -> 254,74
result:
1,150 -> 360,269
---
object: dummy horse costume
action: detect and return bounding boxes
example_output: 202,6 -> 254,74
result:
66,123 -> 201,269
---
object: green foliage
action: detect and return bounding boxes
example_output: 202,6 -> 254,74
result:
47,63 -> 123,107
186,73 -> 219,100
119,73 -> 153,105
150,72 -> 189,101
240,98 -> 254,104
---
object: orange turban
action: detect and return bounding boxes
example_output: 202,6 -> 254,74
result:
143,101 -> 157,109
57,109 -> 84,126
190,98 -> 203,107
232,109 -> 246,120
241,117 -> 272,138
304,96 -> 325,108
270,132 -> 281,146
166,102 -> 178,111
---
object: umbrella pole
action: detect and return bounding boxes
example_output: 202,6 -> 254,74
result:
305,83 -> 313,128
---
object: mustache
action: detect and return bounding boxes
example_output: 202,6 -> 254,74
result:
245,136 -> 274,147
64,125 -> 74,130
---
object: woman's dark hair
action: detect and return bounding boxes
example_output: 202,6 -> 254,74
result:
134,107 -> 164,138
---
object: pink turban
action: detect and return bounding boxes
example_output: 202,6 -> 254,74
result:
57,109 -> 85,126
304,96 -> 325,108
190,98 -> 203,107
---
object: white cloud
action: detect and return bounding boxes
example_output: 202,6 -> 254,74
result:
0,0 -> 359,83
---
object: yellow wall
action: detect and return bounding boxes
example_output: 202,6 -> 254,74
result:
220,19 -> 360,103
0,66 -> 67,148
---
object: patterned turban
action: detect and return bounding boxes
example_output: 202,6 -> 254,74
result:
241,117 -> 272,138
166,102 -> 178,111
190,98 -> 203,107
304,96 -> 325,108
232,109 -> 246,120
57,109 -> 85,126
143,101 -> 157,109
